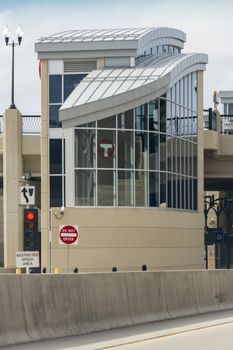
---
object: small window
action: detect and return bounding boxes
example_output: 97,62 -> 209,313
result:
64,74 -> 87,101
49,105 -> 62,128
50,176 -> 62,207
49,75 -> 62,103
97,115 -> 116,128
50,139 -> 62,174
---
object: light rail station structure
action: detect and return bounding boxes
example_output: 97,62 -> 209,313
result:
3,26 -> 231,272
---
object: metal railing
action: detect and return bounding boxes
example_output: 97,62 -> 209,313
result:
0,115 -> 41,134
221,115 -> 233,135
203,109 -> 233,135
203,108 -> 217,130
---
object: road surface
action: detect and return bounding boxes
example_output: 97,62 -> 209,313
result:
3,310 -> 233,349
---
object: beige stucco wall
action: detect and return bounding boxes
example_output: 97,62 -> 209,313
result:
49,207 -> 204,272
204,130 -> 219,151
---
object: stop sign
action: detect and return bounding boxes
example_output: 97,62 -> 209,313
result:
59,225 -> 79,245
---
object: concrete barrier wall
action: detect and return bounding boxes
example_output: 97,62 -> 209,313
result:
1,270 -> 233,346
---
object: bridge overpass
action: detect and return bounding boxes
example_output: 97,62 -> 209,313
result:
204,109 -> 233,191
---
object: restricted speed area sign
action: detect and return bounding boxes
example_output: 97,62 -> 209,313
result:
59,225 -> 79,245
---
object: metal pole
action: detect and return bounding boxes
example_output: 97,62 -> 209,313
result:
67,245 -> 70,273
10,41 -> 16,109
227,206 -> 230,269
204,203 -> 208,269
216,206 -> 221,269
49,208 -> 52,273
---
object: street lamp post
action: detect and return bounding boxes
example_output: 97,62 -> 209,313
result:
3,25 -> 23,109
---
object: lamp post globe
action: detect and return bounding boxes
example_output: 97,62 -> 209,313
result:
3,25 -> 24,109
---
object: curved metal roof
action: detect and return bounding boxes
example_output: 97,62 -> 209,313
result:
60,52 -> 208,127
37,27 -> 185,44
35,27 -> 186,58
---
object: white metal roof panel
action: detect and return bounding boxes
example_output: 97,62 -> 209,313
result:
60,52 -> 207,124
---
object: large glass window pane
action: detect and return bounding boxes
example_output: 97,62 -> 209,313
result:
160,98 -> 166,133
180,139 -> 185,175
149,172 -> 159,207
167,135 -> 172,173
160,173 -> 166,206
50,176 -> 62,207
135,132 -> 147,169
192,113 -> 198,139
63,140 -> 66,174
171,101 -> 177,135
135,104 -> 147,130
149,99 -> 159,131
118,131 -> 133,169
177,138 -> 181,174
181,176 -> 185,209
177,175 -> 181,208
185,177 -> 189,210
75,170 -> 95,206
97,170 -> 114,206
118,109 -> 133,129
149,133 -> 159,170
97,115 -> 116,128
135,171 -> 147,206
78,121 -> 96,128
50,139 -> 62,174
172,137 -> 177,174
49,75 -> 62,103
160,134 -> 166,171
187,109 -> 192,140
183,106 -> 188,138
118,171 -> 133,206
189,178 -> 193,211
167,173 -> 172,208
193,143 -> 197,177
166,100 -> 172,135
75,129 -> 95,168
97,130 -> 115,168
64,74 -> 87,101
173,174 -> 177,208
185,141 -> 189,176
229,104 -> 233,115
188,142 -> 193,176
49,105 -> 62,128
193,179 -> 198,210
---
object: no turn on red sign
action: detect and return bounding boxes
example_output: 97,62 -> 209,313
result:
59,225 -> 79,246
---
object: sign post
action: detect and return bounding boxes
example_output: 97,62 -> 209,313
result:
59,225 -> 79,273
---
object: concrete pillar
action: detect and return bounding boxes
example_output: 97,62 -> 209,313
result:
40,60 -> 49,269
3,108 -> 23,267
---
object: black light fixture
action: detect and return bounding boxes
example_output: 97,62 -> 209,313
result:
3,25 -> 24,109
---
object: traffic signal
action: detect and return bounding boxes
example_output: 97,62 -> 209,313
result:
23,208 -> 40,251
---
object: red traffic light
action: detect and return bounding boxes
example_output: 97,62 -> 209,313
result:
25,212 -> 35,221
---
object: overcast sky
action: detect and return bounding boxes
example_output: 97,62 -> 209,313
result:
0,0 -> 232,114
